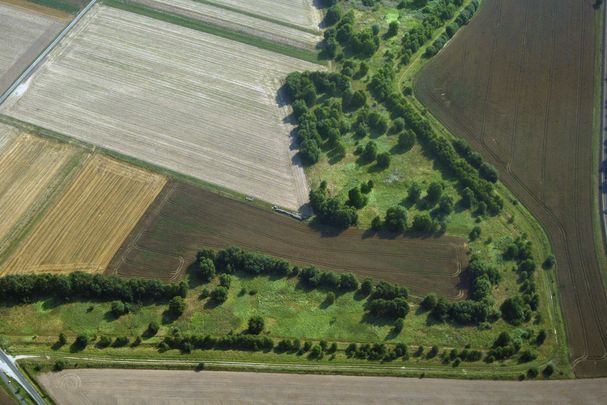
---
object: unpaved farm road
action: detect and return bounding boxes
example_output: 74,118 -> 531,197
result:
38,369 -> 607,404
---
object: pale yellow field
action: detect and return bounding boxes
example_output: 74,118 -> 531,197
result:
0,126 -> 81,259
1,155 -> 166,275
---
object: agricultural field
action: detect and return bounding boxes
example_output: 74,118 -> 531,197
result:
414,0 -> 607,377
37,370 -> 607,405
131,0 -> 322,50
108,181 -> 466,298
0,0 -> 67,93
1,4 -> 321,211
0,126 -> 82,262
206,0 -> 323,32
1,154 -> 165,275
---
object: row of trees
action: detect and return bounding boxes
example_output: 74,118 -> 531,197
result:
425,0 -> 480,57
0,272 -> 187,304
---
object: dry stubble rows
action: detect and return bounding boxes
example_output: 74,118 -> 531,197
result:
1,154 -> 165,275
2,5 -> 321,210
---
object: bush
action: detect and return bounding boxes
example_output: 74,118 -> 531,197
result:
168,296 -> 186,317
393,318 -> 405,333
469,226 -> 482,241
97,336 -> 111,348
210,287 -> 229,304
384,206 -> 408,232
326,291 -> 336,305
113,336 -> 130,347
421,293 -> 438,310
57,333 -> 67,347
110,301 -> 130,318
376,152 -> 391,169
53,359 -> 66,372
218,274 -> 232,289
359,278 -> 373,296
199,258 -> 216,282
247,316 -> 265,335
74,334 -> 89,350
527,367 -> 539,379
543,364 -> 554,378
426,182 -> 443,204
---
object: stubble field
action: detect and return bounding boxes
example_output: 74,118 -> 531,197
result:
1,154 -> 165,275
0,126 -> 81,262
207,0 -> 322,32
1,4 -> 321,211
108,181 -> 467,298
38,369 -> 607,405
0,1 -> 66,93
415,0 -> 606,377
131,0 -> 321,50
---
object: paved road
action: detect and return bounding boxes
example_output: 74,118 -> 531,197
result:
0,350 -> 45,405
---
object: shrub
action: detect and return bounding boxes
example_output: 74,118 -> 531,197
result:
97,336 -> 111,348
543,364 -> 554,378
326,292 -> 336,305
168,296 -> 186,317
421,293 -> 438,310
147,321 -> 160,337
199,258 -> 216,282
376,152 -> 391,169
384,206 -> 408,232
218,274 -> 232,289
74,334 -> 89,350
53,359 -> 66,372
113,336 -> 129,347
110,301 -> 130,318
210,287 -> 229,304
527,367 -> 539,379
247,316 -> 265,335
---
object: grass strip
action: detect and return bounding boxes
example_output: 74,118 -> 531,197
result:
103,0 -> 324,65
29,0 -> 82,14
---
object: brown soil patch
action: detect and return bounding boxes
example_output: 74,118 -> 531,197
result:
108,180 -> 467,298
414,0 -> 607,376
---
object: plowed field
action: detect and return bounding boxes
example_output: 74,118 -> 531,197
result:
1,155 -> 165,275
108,181 -> 467,298
415,0 -> 607,376
1,4 -> 320,211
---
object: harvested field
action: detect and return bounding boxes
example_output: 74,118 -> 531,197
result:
108,181 -> 466,298
1,155 -> 165,275
0,1 -> 66,93
132,0 -> 321,50
38,369 -> 607,404
207,0 -> 322,32
414,0 -> 607,376
2,4 -> 320,211
0,126 -> 81,261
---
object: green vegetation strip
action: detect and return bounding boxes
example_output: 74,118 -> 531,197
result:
103,0 -> 324,64
29,0 -> 82,14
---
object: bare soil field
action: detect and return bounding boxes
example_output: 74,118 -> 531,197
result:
108,181 -> 466,298
0,1 -> 66,93
0,126 -> 82,262
207,0 -> 322,32
414,0 -> 607,376
0,155 -> 165,275
1,4 -> 320,211
38,369 -> 607,404
132,0 -> 321,50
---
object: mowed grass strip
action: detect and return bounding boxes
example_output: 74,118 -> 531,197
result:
0,128 -> 81,259
1,155 -> 166,275
111,181 -> 466,298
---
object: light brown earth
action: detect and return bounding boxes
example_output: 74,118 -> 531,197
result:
0,154 -> 165,275
38,369 -> 607,404
1,4 -> 320,211
132,0 -> 321,50
0,126 -> 81,261
0,1 -> 66,93
207,0 -> 322,31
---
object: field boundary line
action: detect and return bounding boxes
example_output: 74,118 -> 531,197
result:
0,0 -> 97,107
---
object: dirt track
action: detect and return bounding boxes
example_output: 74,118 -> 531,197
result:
108,181 -> 467,298
415,0 -> 607,376
38,369 -> 607,404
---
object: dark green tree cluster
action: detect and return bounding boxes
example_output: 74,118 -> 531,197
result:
501,236 -> 539,324
161,331 -> 274,353
346,342 -> 409,362
324,10 -> 380,58
309,181 -> 358,228
0,272 -> 187,304
425,1 -> 480,57
452,139 -> 498,183
366,281 -> 410,318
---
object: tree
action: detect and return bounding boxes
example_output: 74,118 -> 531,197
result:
421,293 -> 438,310
168,296 -> 186,317
210,287 -> 228,304
199,258 -> 216,282
147,321 -> 160,337
347,187 -> 368,209
324,5 -> 342,26
53,359 -> 66,372
398,130 -> 415,151
219,274 -> 231,289
339,273 -> 359,291
438,195 -> 454,215
57,333 -> 67,347
384,206 -> 407,232
408,182 -> 422,202
426,182 -> 443,204
247,316 -> 265,334
527,367 -> 539,379
360,179 -> 374,194
411,214 -> 435,233
376,152 -> 391,169
536,329 -> 547,346
386,21 -> 399,37
110,301 -> 130,318
469,226 -> 481,241
361,141 -> 378,162
543,254 -> 556,269
371,216 -> 382,231
393,318 -> 405,333
501,296 -> 528,325
326,291 -> 336,305
543,364 -> 554,378
359,278 -> 373,296
461,187 -> 476,208
74,334 -> 89,350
